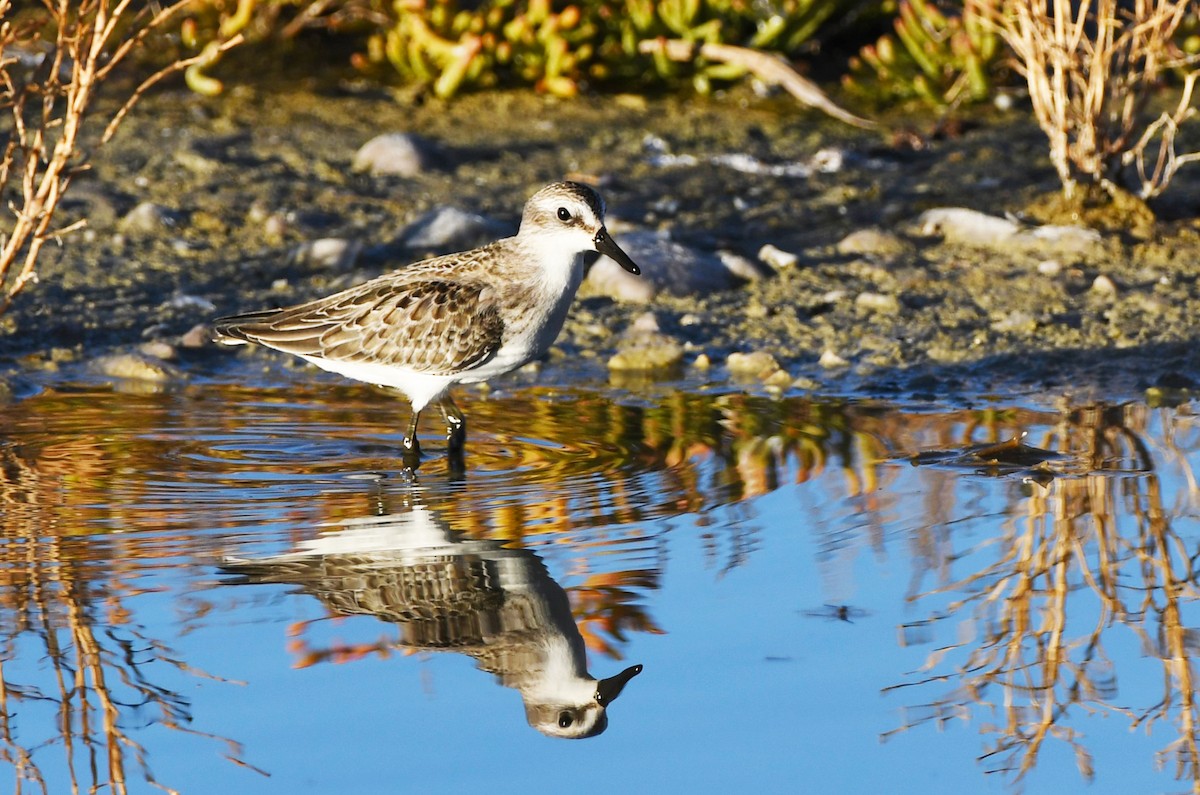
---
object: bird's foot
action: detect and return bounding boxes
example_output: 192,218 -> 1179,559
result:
401,434 -> 422,472
445,420 -> 466,477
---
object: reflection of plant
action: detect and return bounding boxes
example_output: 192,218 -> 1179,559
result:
884,403 -> 1200,791
0,449 -> 255,793
570,570 -> 664,659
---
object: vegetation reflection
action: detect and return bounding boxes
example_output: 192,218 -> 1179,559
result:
5,384 -> 1200,787
885,401 -> 1200,793
0,443 -> 257,795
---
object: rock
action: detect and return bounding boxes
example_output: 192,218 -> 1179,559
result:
585,229 -> 767,303
717,251 -> 770,282
91,352 -> 183,383
855,292 -> 900,314
290,238 -> 363,270
727,350 -> 781,380
118,201 -> 182,235
762,368 -> 793,389
173,148 -> 221,177
836,228 -> 910,258
1091,274 -> 1118,297
819,349 -> 849,368
138,341 -> 177,360
758,243 -> 798,270
398,206 -> 511,254
915,207 -> 1102,255
916,208 -> 1020,247
166,294 -> 217,313
180,324 -> 212,348
991,310 -> 1037,333
352,132 -> 445,177
1037,259 -> 1063,276
607,312 -> 685,371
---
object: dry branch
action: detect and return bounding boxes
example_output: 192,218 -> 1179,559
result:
985,0 -> 1199,198
0,1 -> 245,316
638,37 -> 878,130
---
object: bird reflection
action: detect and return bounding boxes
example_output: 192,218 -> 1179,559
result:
220,501 -> 643,739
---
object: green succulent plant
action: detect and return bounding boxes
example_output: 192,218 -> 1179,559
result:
845,0 -> 998,107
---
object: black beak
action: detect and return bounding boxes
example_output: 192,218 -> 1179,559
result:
595,664 -> 643,707
594,227 -> 641,275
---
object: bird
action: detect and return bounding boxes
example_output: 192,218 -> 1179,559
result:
220,502 -> 644,739
212,181 -> 641,470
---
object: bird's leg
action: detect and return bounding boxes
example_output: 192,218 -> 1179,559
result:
437,394 -> 466,473
402,409 -> 422,470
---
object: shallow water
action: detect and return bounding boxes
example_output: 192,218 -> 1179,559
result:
2,372 -> 1200,794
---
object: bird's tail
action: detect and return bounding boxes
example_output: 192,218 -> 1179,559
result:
211,308 -> 283,346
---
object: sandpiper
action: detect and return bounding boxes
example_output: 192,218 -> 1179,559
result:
221,504 -> 643,738
213,181 -> 640,469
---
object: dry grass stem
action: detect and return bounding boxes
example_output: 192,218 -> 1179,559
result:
0,1 -> 244,316
986,0 -> 1199,198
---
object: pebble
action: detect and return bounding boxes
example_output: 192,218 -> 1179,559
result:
836,228 -> 910,258
173,148 -> 221,177
916,207 -> 1102,254
585,229 -> 766,303
180,324 -> 212,348
819,349 -> 849,368
726,350 -> 781,380
991,310 -> 1038,333
399,206 -> 510,253
91,352 -> 183,383
351,132 -> 446,177
855,291 -> 900,314
1037,259 -> 1063,276
138,340 -> 177,360
1091,274 -> 1118,297
167,294 -> 217,313
606,312 -> 685,371
290,238 -> 363,270
758,243 -> 798,270
118,201 -> 181,235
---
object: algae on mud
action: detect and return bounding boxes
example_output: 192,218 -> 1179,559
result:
1,85 -> 1199,402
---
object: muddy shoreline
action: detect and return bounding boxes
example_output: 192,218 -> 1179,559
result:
3,84 -> 1200,404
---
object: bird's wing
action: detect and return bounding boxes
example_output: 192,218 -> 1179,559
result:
214,274 -> 505,376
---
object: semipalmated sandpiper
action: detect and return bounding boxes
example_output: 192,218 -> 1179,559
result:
214,181 -> 640,469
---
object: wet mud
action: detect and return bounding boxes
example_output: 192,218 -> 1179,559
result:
4,83 -> 1200,402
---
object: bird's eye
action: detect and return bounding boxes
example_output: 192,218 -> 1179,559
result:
557,207 -> 572,222
558,711 -> 573,728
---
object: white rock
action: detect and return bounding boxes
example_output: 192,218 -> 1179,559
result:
351,132 -> 443,177
1091,274 -> 1118,297
400,206 -> 509,253
118,201 -> 180,235
584,229 -> 756,303
727,350 -> 780,378
855,292 -> 900,313
819,349 -> 849,368
289,238 -> 362,270
758,243 -> 798,270
916,207 -> 1102,254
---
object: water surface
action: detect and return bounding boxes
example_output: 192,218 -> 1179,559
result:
2,374 -> 1199,794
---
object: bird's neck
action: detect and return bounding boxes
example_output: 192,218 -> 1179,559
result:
516,234 -> 587,298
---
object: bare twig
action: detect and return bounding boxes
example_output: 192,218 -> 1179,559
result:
983,0 -> 1199,198
638,38 -> 878,130
0,1 -> 245,315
